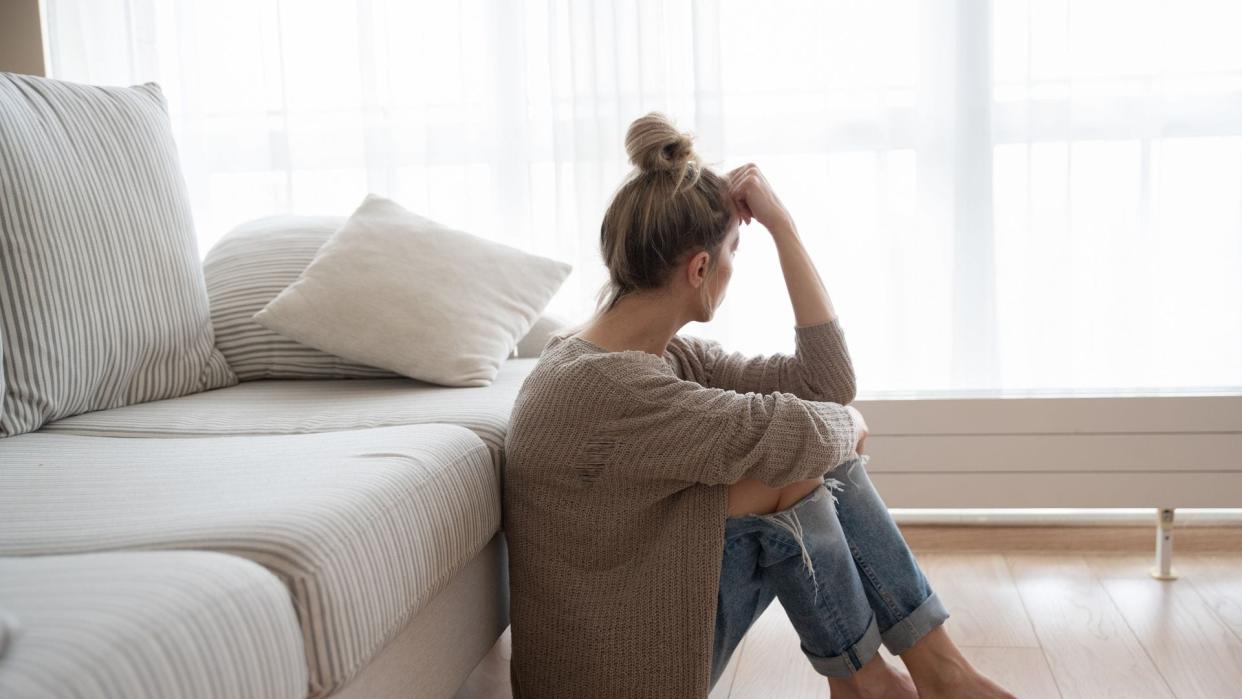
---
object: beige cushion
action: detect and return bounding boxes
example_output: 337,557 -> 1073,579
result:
254,194 -> 571,387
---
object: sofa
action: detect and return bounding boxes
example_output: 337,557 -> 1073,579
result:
0,72 -> 554,698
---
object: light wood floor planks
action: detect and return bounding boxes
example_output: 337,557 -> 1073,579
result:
456,551 -> 1242,698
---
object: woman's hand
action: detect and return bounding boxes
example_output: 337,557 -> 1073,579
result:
728,162 -> 840,328
725,163 -> 794,235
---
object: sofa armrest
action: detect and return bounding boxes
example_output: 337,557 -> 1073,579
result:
515,313 -> 574,359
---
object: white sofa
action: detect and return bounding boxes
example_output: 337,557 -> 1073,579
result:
0,381 -> 544,698
0,71 -> 553,698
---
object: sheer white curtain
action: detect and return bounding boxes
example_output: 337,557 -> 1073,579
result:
43,0 -> 1242,394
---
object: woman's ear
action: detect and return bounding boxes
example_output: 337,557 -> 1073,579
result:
686,249 -> 711,289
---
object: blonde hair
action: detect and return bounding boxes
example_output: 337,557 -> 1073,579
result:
553,112 -> 733,342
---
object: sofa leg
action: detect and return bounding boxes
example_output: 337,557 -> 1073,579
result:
1150,507 -> 1178,580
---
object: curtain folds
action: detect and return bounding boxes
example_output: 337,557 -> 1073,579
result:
42,0 -> 1242,393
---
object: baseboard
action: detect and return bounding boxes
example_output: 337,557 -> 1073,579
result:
900,523 -> 1242,553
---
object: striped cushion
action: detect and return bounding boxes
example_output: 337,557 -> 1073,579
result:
0,72 -> 235,437
0,551 -> 307,699
204,215 -> 399,380
0,424 -> 499,698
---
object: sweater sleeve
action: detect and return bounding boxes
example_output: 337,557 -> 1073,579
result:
673,318 -> 857,405
581,358 -> 858,489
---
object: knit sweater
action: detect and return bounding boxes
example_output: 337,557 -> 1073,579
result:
502,317 -> 860,698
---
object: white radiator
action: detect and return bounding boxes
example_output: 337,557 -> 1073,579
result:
857,393 -> 1242,509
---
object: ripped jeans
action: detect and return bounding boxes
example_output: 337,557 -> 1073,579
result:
710,453 -> 949,689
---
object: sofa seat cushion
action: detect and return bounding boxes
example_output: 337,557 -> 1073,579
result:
0,424 -> 497,698
0,550 -> 306,699
43,358 -> 538,462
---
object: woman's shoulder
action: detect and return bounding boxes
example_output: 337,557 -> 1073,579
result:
516,336 -> 699,413
508,341 -> 662,442
541,333 -> 677,374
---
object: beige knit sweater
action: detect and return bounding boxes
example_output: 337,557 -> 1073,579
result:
502,318 -> 859,698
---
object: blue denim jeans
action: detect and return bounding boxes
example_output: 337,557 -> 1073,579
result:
710,453 -> 948,689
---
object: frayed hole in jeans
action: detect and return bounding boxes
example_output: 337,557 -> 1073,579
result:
844,453 -> 870,486
823,477 -> 844,505
766,508 -> 822,604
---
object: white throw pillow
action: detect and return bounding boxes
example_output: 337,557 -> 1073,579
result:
204,215 -> 399,380
253,194 -> 572,387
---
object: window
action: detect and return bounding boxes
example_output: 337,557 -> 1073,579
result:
44,0 -> 1242,393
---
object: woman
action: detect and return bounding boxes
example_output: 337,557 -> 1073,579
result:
502,113 -> 1015,698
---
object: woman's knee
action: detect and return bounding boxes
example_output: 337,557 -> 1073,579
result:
726,477 -> 826,517
776,478 -> 824,511
727,478 -> 781,517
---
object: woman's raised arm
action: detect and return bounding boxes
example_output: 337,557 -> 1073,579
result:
670,319 -> 856,404
692,164 -> 855,403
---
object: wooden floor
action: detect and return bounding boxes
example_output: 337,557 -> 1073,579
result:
455,549 -> 1242,698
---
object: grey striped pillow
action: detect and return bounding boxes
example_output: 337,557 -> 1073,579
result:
0,73 -> 236,438
203,216 -> 399,380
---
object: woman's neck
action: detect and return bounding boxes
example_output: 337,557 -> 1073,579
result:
577,292 -> 688,357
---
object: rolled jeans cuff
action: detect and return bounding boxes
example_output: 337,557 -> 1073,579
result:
880,591 -> 950,656
804,614 -> 882,678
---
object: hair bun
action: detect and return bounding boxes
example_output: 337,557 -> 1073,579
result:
625,112 -> 701,176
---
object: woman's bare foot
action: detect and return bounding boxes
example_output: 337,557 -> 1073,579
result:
826,652 -> 918,699
899,627 -> 1016,699
914,667 -> 1017,699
